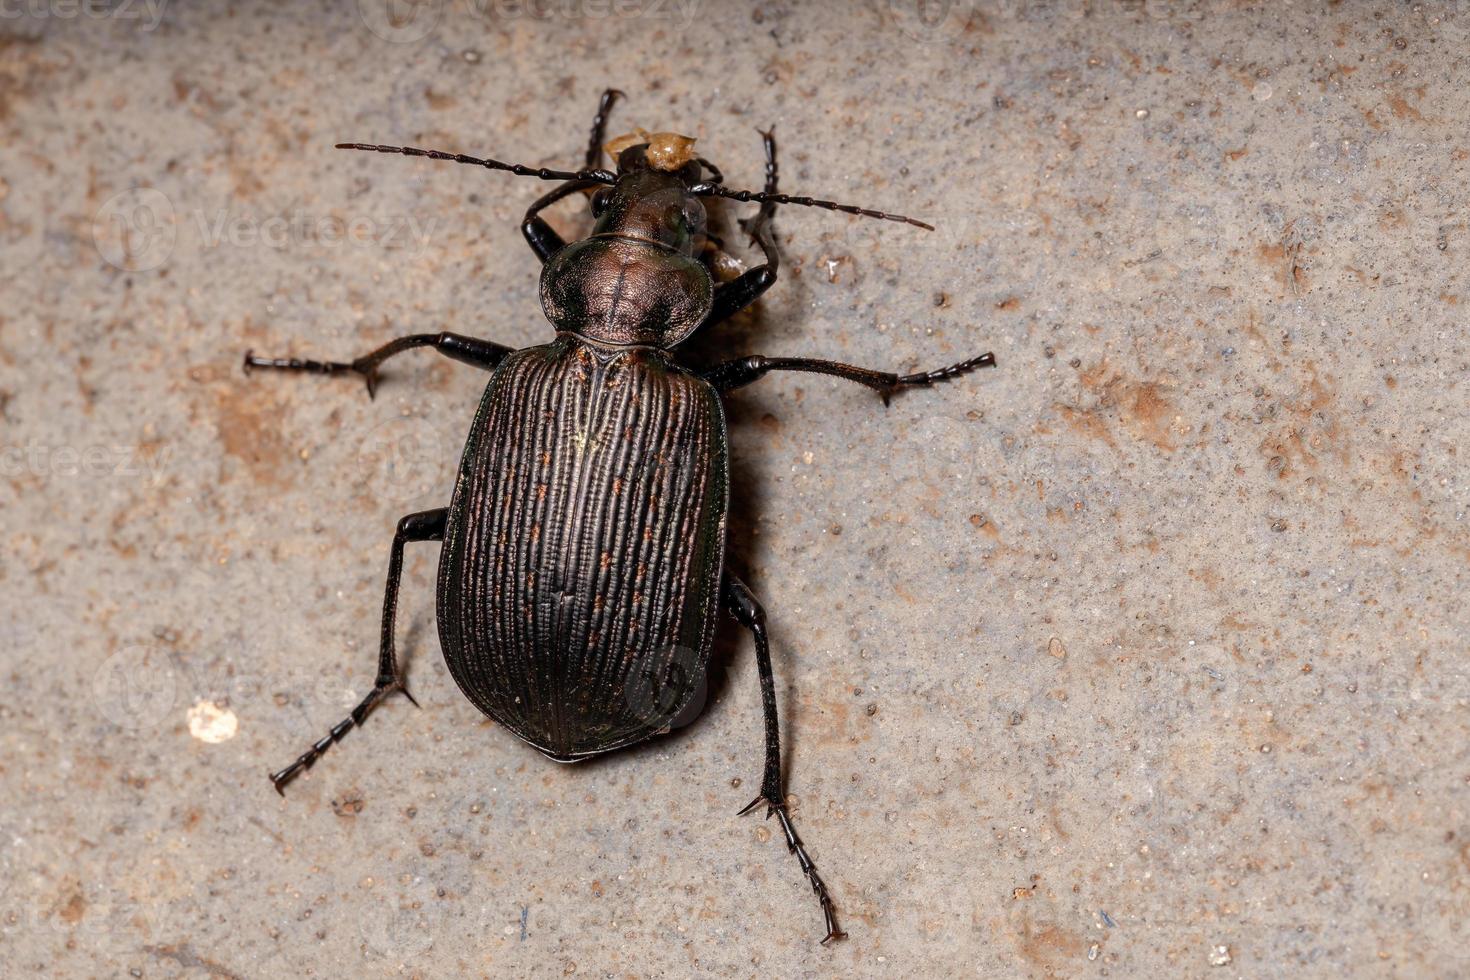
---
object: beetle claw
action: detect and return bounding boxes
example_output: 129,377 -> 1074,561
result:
738,794 -> 779,819
739,793 -> 784,820
357,363 -> 380,400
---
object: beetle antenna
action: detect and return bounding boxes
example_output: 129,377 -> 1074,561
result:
335,143 -> 619,185
688,182 -> 933,230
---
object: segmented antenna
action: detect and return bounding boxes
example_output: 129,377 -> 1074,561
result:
335,143 -> 618,185
688,182 -> 934,230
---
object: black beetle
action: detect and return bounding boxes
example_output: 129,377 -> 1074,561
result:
244,90 -> 994,944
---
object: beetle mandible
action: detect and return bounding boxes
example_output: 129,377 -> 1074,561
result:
243,90 -> 995,944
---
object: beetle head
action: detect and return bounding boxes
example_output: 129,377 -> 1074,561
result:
581,132 -> 712,257
536,131 -> 718,348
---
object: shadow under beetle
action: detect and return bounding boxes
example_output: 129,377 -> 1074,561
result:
244,90 -> 995,945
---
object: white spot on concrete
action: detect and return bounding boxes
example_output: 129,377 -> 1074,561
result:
187,700 -> 238,743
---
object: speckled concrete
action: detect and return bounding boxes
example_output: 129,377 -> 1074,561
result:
3,1 -> 1468,977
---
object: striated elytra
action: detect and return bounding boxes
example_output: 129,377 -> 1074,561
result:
243,89 -> 995,945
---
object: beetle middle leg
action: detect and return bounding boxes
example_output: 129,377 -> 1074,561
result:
702,350 -> 996,404
243,331 -> 512,398
724,574 -> 846,946
269,507 -> 447,794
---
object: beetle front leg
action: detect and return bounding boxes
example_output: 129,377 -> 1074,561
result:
522,89 -> 624,263
695,127 -> 781,334
243,332 -> 513,399
521,179 -> 599,263
583,87 -> 622,168
724,574 -> 846,946
702,350 -> 996,404
269,508 -> 447,795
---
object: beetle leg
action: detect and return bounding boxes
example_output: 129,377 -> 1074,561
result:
243,332 -> 512,399
737,126 -> 780,247
269,508 -> 447,795
693,127 -> 782,335
584,87 -> 623,168
725,574 -> 847,946
521,179 -> 600,263
702,350 -> 996,405
522,89 -> 624,263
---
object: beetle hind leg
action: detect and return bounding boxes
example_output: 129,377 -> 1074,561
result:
725,574 -> 847,946
269,508 -> 447,795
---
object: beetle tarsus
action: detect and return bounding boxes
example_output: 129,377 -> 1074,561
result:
746,799 -> 845,945
242,348 -> 363,379
241,349 -> 377,397
771,806 -> 846,945
268,680 -> 409,794
895,350 -> 998,387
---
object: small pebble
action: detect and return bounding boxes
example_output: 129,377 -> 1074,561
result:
187,700 -> 238,744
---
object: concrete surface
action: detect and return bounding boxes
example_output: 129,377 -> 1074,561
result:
2,1 -> 1468,976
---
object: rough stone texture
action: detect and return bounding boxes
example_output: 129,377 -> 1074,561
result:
2,1 -> 1467,977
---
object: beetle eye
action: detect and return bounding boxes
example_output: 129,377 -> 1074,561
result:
590,188 -> 610,218
681,200 -> 705,238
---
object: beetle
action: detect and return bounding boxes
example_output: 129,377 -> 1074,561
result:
244,90 -> 995,944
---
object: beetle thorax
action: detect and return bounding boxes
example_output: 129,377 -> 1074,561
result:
539,171 -> 713,348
